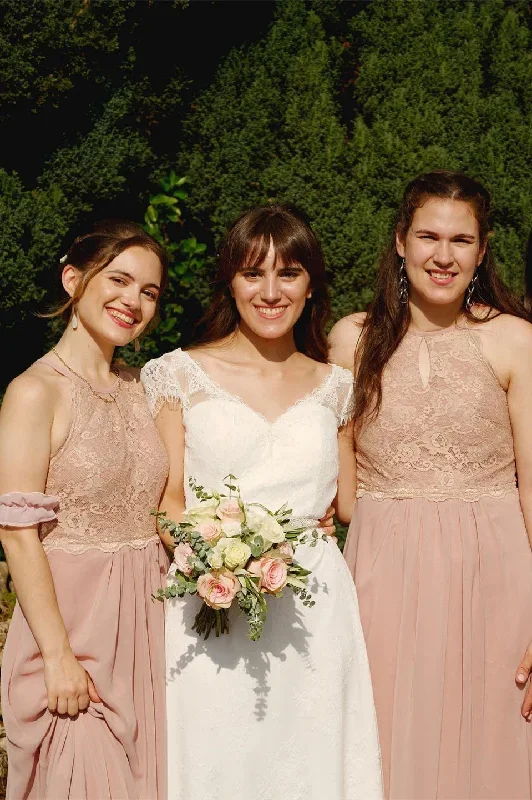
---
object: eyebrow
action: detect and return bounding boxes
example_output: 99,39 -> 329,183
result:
241,263 -> 304,273
414,229 -> 476,241
108,268 -> 161,290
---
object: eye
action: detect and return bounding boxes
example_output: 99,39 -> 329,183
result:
143,290 -> 158,301
419,235 -> 436,240
110,276 -> 127,285
454,238 -> 472,245
241,270 -> 261,280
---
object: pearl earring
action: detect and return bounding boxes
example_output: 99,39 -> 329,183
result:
71,308 -> 79,330
134,338 -> 140,353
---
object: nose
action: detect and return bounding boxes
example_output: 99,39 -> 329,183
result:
433,240 -> 454,268
121,284 -> 142,311
260,273 -> 282,303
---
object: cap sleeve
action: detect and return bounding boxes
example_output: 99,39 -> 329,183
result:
140,351 -> 185,417
334,367 -> 355,427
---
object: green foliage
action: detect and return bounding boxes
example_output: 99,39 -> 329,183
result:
181,0 -> 532,321
121,173 -> 207,366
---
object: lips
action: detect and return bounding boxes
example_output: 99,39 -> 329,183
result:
426,270 -> 458,286
106,307 -> 138,328
254,306 -> 288,320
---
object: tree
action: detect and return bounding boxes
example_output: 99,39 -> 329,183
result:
180,0 -> 532,321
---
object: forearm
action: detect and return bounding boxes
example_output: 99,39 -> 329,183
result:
1,529 -> 71,659
158,489 -> 186,553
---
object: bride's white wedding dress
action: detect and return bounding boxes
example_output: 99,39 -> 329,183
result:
141,349 -> 382,800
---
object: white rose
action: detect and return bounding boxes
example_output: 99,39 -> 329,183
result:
245,505 -> 269,533
258,515 -> 285,546
207,537 -> 231,569
223,539 -> 252,570
221,519 -> 242,538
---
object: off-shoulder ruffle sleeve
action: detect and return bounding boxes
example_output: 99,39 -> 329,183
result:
335,368 -> 355,427
0,492 -> 59,528
141,353 -> 184,417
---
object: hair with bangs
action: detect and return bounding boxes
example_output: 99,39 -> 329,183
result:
42,219 -> 169,323
192,205 -> 330,361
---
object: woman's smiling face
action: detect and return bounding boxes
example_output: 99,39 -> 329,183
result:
230,239 -> 312,341
396,198 -> 486,308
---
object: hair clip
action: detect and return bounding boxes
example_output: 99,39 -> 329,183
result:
59,253 -> 68,264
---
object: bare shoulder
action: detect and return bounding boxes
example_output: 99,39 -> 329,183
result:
1,364 -> 59,419
478,313 -> 532,350
328,313 -> 366,371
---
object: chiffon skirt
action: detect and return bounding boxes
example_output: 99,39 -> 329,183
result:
1,540 -> 168,800
344,492 -> 532,799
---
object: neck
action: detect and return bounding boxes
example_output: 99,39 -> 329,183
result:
408,293 -> 464,332
226,324 -> 299,364
53,325 -> 116,382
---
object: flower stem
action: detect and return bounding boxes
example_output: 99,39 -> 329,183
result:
192,605 -> 230,639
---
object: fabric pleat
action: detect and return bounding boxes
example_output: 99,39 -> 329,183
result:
344,493 -> 532,800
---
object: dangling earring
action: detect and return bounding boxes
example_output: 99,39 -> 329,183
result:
465,272 -> 478,311
71,307 -> 79,330
398,258 -> 409,304
134,338 -> 140,353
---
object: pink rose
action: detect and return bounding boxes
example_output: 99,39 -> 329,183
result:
196,519 -> 222,542
247,559 -> 263,579
216,498 -> 244,523
197,569 -> 240,609
260,558 -> 288,594
173,542 -> 195,576
277,541 -> 294,563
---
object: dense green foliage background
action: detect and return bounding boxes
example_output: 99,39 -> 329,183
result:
0,0 -> 530,387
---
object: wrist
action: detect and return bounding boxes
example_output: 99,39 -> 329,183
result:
41,637 -> 72,662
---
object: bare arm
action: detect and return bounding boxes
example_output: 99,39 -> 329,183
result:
328,313 -> 365,372
154,402 -> 186,554
335,419 -> 357,525
0,374 -> 100,715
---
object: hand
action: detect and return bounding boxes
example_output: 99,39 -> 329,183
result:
44,650 -> 101,716
318,506 -> 337,541
516,640 -> 532,721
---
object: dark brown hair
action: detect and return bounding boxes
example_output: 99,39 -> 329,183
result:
192,205 -> 330,362
44,219 -> 169,322
354,170 -> 529,426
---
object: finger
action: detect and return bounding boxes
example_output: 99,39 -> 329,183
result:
322,524 -> 336,537
56,697 -> 68,715
48,693 -> 58,714
67,697 -> 79,718
522,687 -> 532,720
516,646 -> 532,684
320,516 -> 334,528
78,691 -> 90,712
87,675 -> 102,704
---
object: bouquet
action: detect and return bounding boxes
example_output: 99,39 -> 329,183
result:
154,475 -> 323,641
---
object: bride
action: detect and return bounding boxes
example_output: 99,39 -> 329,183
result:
141,205 -> 382,800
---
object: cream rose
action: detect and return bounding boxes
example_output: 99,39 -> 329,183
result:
223,539 -> 252,570
173,542 -> 195,576
245,505 -> 269,533
257,514 -> 285,546
196,519 -> 222,543
197,569 -> 240,609
216,497 -> 245,523
207,537 -> 231,569
260,557 -> 288,594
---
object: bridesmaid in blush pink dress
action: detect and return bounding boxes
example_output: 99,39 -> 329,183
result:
330,171 -> 532,799
0,220 -> 169,799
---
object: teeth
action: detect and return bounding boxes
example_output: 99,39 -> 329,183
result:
257,307 -> 286,317
109,310 -> 135,324
429,272 -> 454,278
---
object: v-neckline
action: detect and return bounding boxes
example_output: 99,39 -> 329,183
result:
182,350 -> 337,426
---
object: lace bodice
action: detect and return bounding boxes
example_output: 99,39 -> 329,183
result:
355,326 -> 517,501
39,357 -> 168,554
141,349 -> 354,518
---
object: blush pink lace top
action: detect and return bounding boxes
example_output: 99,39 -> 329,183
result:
355,326 -> 517,501
38,356 -> 169,554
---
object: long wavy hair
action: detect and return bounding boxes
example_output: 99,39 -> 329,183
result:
354,170 -> 529,426
43,219 -> 169,324
192,205 -> 330,362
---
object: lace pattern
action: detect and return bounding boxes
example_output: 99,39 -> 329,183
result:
141,348 -> 354,426
356,327 -> 517,501
40,372 -> 168,554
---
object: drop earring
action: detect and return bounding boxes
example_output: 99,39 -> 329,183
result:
71,308 -> 79,330
134,338 -> 140,353
398,258 -> 409,304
